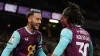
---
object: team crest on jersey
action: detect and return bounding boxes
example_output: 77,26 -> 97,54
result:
8,36 -> 14,44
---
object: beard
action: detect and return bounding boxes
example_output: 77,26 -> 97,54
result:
30,21 -> 36,30
31,23 -> 40,30
31,24 -> 36,30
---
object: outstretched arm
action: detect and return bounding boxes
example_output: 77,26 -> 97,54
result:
51,28 -> 72,56
1,31 -> 20,56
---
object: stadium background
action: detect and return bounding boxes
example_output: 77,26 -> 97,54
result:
0,0 -> 100,56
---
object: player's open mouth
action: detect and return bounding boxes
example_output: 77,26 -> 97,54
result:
37,24 -> 40,26
36,24 -> 40,27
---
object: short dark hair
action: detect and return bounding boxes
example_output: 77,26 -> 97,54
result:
26,9 -> 41,19
62,2 -> 84,25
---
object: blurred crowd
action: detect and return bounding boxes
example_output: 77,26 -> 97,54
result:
0,30 -> 11,55
0,30 -> 100,56
93,38 -> 100,56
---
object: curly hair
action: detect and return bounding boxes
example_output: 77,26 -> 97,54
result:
62,2 -> 84,26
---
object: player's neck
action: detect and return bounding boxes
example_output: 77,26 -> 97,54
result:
26,24 -> 34,33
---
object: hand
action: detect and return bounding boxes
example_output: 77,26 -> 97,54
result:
51,54 -> 56,56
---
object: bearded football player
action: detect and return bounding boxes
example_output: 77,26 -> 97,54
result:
1,10 -> 46,56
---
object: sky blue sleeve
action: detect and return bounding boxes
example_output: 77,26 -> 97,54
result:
89,41 -> 93,56
38,36 -> 42,48
36,34 -> 46,56
1,31 -> 20,56
53,28 -> 72,56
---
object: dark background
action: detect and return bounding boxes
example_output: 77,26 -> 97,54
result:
0,0 -> 100,56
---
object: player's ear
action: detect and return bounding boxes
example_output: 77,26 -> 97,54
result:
28,16 -> 31,23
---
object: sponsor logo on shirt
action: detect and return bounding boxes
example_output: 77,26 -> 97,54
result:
27,45 -> 36,56
25,38 -> 29,41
